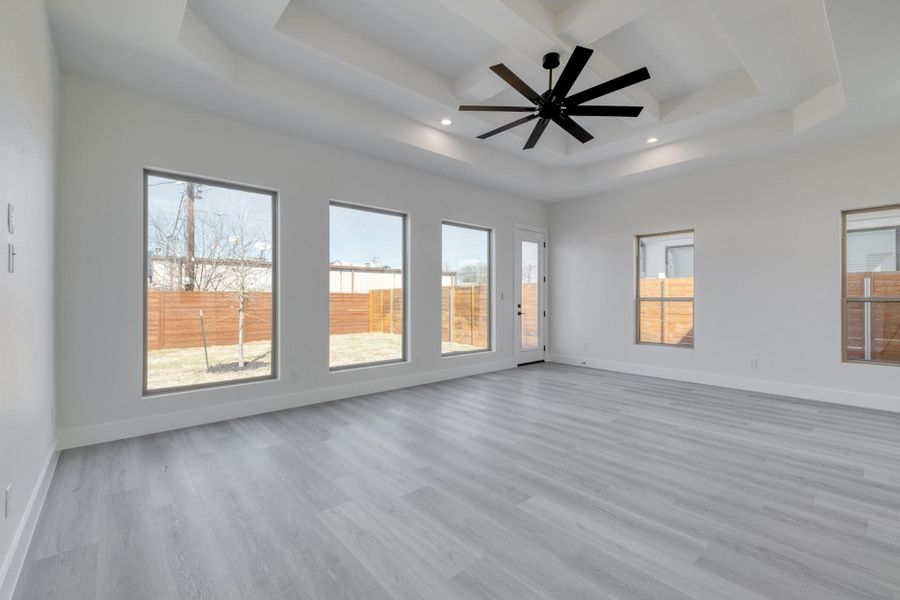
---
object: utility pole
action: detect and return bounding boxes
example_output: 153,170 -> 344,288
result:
184,182 -> 196,291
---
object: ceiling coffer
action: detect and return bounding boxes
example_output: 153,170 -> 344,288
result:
459,46 -> 650,150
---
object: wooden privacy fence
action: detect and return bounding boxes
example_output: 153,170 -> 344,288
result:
520,283 -> 539,349
147,291 -> 272,351
149,273 -> 900,359
327,290 -> 405,336
148,286 -> 491,351
370,288 -> 404,335
638,277 -> 694,346
329,293 -> 371,335
330,286 -> 489,347
845,271 -> 900,362
442,285 -> 489,347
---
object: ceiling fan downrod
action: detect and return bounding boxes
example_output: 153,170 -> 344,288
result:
543,52 -> 560,92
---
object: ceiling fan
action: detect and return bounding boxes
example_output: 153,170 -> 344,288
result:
459,46 -> 650,150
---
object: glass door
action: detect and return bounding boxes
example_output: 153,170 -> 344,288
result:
515,227 -> 546,364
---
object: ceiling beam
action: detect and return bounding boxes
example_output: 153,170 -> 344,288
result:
556,0 -> 668,45
178,8 -> 236,84
274,3 -> 458,108
441,0 -> 660,124
698,0 -> 841,109
353,0 -> 491,64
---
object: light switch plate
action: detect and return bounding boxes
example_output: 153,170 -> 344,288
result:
6,203 -> 13,234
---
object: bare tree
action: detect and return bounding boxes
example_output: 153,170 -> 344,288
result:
226,203 -> 259,369
148,194 -> 185,290
148,182 -> 272,369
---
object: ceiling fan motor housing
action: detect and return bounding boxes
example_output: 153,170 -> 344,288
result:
542,52 -> 561,70
538,94 -> 561,119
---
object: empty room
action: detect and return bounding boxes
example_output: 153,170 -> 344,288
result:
3,0 -> 900,598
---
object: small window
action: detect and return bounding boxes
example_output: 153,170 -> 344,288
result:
636,231 -> 694,347
145,171 -> 276,393
329,202 -> 407,369
843,206 -> 900,365
442,222 -> 491,355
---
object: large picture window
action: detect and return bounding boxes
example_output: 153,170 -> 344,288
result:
329,203 -> 406,369
843,206 -> 900,365
442,222 -> 491,355
144,172 -> 276,393
636,230 -> 694,347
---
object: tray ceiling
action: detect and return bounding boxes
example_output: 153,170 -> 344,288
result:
47,0 -> 900,200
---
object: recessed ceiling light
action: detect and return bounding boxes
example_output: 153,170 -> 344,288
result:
646,137 -> 659,144
441,118 -> 453,126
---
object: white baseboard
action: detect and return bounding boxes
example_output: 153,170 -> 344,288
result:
58,358 -> 516,449
549,353 -> 900,414
0,445 -> 59,600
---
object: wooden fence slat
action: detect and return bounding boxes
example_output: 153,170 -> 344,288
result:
150,274 -> 900,361
146,291 -> 273,351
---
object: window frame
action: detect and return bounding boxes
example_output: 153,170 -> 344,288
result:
143,169 -> 279,396
328,200 -> 409,371
634,229 -> 695,349
841,205 -> 900,367
440,220 -> 493,357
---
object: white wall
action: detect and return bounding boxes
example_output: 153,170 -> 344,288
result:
549,129 -> 900,413
56,74 -> 547,448
0,0 -> 59,595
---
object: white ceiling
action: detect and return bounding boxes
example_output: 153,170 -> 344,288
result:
46,0 -> 900,201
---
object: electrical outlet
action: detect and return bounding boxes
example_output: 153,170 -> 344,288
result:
749,358 -> 759,369
582,343 -> 589,351
290,368 -> 299,382
4,484 -> 10,519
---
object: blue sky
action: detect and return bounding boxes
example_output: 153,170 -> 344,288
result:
441,223 -> 489,273
147,175 -> 273,259
329,204 -> 403,267
148,176 -> 488,272
329,206 -> 488,273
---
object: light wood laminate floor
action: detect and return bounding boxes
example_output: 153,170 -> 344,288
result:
14,363 -> 900,599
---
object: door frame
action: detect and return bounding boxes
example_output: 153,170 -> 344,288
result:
514,224 -> 548,365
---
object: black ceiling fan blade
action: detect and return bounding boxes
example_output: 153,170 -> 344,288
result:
550,46 -> 594,102
459,105 -> 536,112
565,105 -> 644,117
490,64 -> 543,105
565,67 -> 651,107
477,114 -> 538,139
523,117 -> 550,150
552,114 -> 593,144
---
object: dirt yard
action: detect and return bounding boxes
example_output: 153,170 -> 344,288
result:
146,340 -> 273,390
147,334 -> 483,389
330,332 -> 482,367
